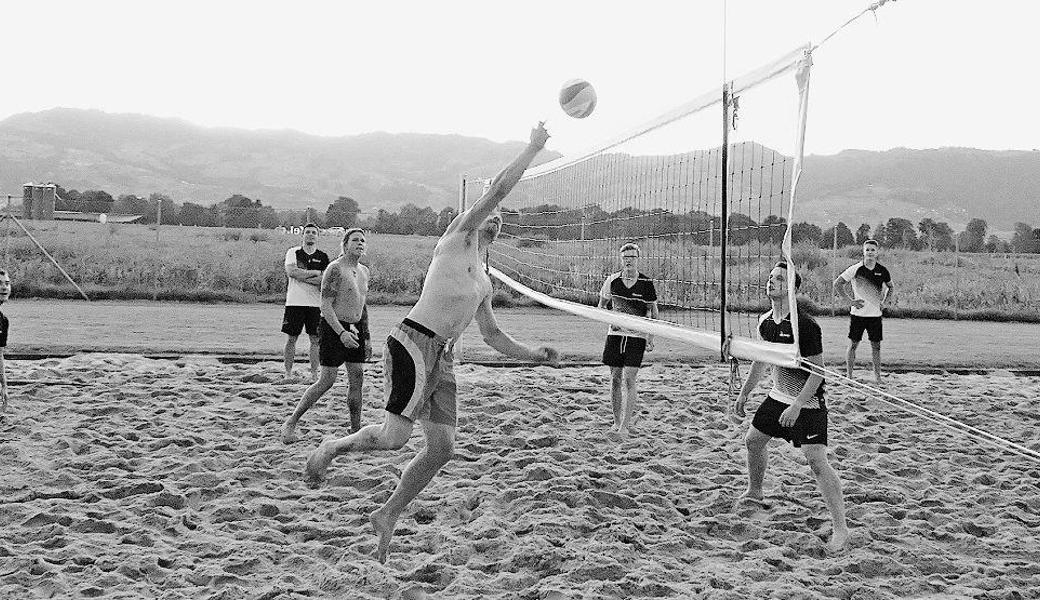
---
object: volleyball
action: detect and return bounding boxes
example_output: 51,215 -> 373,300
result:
559,78 -> 596,119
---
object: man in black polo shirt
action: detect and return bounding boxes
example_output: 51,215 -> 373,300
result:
834,239 -> 893,385
0,269 -> 9,414
731,262 -> 849,553
597,242 -> 658,437
282,223 -> 331,381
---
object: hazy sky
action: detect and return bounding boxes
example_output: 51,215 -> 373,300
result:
4,0 -> 1038,155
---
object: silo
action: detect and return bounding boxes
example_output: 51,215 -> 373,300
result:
22,184 -> 33,219
31,184 -> 56,220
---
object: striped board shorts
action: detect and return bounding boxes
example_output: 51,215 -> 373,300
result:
383,318 -> 457,427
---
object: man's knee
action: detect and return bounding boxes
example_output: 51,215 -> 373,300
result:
425,439 -> 455,466
377,414 -> 415,450
346,364 -> 364,383
744,428 -> 769,452
316,368 -> 338,386
870,341 -> 882,351
377,428 -> 409,450
803,447 -> 831,474
308,334 -> 320,346
847,341 -> 859,351
285,335 -> 300,346
422,423 -> 456,463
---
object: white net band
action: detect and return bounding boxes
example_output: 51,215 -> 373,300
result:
490,266 -> 800,367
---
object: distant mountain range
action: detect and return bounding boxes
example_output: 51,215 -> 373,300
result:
0,108 -> 555,216
1,108 -> 1036,230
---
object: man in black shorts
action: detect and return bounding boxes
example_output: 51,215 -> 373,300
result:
281,223 -> 330,381
834,239 -> 893,385
303,124 -> 559,564
597,242 -> 658,437
731,262 -> 849,553
0,269 -> 10,414
281,228 -> 371,442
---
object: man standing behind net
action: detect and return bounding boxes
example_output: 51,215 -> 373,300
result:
0,270 -> 10,414
282,223 -> 330,381
731,262 -> 849,553
303,123 -> 559,564
282,228 -> 371,442
833,239 -> 893,385
597,242 -> 658,438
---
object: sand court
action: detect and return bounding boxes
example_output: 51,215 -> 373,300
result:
1,354 -> 1038,598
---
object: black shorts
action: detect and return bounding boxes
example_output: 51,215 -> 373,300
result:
318,319 -> 369,367
602,335 -> 647,368
282,306 -> 321,336
752,395 -> 829,447
849,315 -> 883,342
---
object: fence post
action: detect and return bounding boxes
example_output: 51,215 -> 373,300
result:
153,197 -> 163,301
953,236 -> 960,320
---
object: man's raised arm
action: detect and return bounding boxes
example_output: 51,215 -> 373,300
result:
448,123 -> 550,235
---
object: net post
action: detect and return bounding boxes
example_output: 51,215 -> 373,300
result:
719,83 -> 731,362
831,224 -> 838,316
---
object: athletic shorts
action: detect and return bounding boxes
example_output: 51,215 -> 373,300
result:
318,319 -> 369,367
752,395 -> 829,447
849,315 -> 883,342
383,318 -> 457,427
602,335 -> 647,368
282,305 -> 322,336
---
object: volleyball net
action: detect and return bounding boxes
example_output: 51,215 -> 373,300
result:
468,46 -> 812,368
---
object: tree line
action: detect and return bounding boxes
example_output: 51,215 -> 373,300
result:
508,203 -> 1040,254
50,185 -> 458,236
48,184 -> 1039,252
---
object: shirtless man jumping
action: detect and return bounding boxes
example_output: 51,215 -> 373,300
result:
304,122 -> 558,564
281,228 -> 371,442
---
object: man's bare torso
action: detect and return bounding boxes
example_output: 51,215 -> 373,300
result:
406,230 -> 489,339
327,257 -> 368,323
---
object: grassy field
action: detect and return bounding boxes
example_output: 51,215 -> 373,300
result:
2,220 -> 436,304
3,219 -> 1038,322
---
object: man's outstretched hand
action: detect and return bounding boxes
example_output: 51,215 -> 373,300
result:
535,346 -> 560,366
530,122 -> 550,150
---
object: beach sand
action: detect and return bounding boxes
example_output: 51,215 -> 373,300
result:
1,355 -> 1038,599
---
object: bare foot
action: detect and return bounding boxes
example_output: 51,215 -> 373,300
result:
826,528 -> 850,553
735,492 -> 773,510
369,508 -> 398,564
280,420 -> 300,444
303,441 -> 337,488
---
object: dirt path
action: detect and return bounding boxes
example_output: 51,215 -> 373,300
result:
6,300 -> 1037,370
